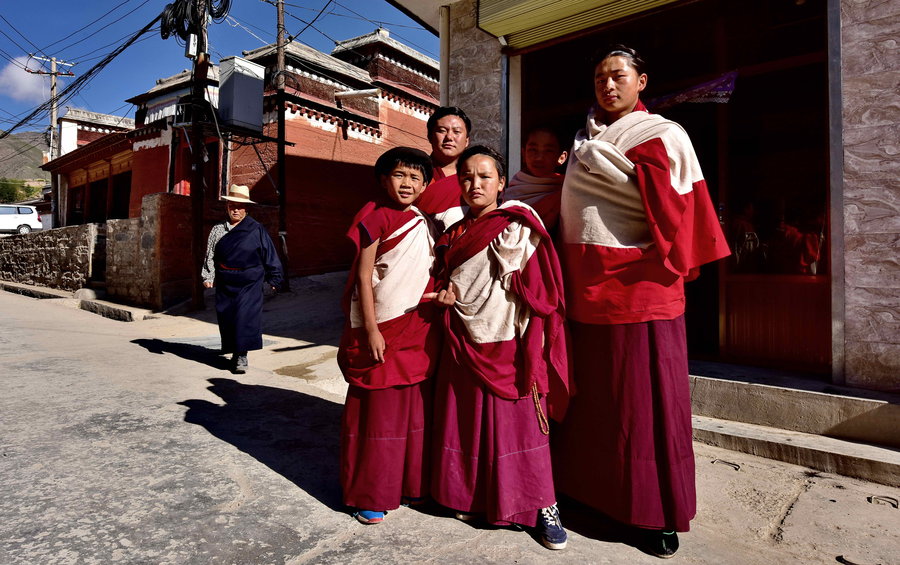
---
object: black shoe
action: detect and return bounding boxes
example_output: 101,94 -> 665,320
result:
536,504 -> 567,550
645,530 -> 679,559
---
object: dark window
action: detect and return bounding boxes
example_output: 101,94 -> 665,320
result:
17,207 -> 34,215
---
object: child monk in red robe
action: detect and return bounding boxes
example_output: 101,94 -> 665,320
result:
505,126 -> 568,231
427,145 -> 573,550
338,147 -> 441,524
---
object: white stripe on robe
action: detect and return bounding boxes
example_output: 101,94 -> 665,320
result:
349,207 -> 435,327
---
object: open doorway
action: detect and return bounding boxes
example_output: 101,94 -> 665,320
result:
519,0 -> 830,374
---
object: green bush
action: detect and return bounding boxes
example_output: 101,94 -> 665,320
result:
0,178 -> 40,203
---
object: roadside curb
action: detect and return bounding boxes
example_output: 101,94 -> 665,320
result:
0,281 -> 153,322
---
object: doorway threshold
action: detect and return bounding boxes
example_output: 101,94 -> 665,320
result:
689,359 -> 894,402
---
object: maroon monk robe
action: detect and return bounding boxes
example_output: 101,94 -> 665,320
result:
431,202 -> 572,526
338,202 -> 440,511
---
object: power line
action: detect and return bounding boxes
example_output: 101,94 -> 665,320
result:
71,28 -> 159,65
224,15 -> 271,46
283,1 -> 424,31
0,14 -> 162,139
54,0 -> 155,59
0,130 -> 50,162
35,0 -> 135,54
286,0 -> 333,43
280,7 -> 437,98
0,46 -> 29,69
328,0 -> 437,58
0,16 -> 46,61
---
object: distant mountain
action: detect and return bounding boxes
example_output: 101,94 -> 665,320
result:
0,131 -> 50,182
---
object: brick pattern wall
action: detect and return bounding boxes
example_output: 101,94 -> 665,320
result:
840,1 -> 900,391
0,225 -> 97,291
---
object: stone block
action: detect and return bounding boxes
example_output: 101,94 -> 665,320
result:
844,233 -> 900,288
845,295 -> 900,346
842,123 -> 900,183
844,184 -> 900,234
841,71 -> 900,128
845,341 -> 900,392
841,0 -> 899,26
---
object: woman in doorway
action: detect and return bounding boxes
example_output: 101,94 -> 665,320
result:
552,45 -> 729,558
201,184 -> 283,373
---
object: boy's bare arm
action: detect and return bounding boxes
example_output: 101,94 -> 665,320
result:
357,240 -> 386,363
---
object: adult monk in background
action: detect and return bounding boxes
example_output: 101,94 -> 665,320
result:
552,45 -> 730,558
414,106 -> 471,232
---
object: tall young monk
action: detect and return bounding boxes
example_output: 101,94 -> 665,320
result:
428,145 -> 573,550
553,45 -> 730,558
505,126 -> 569,231
337,147 -> 441,525
414,106 -> 471,232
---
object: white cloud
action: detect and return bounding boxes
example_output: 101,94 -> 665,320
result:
0,57 -> 50,103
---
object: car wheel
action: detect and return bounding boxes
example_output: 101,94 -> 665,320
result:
17,225 -> 31,234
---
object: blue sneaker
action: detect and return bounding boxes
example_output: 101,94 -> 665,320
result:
353,510 -> 385,524
537,504 -> 567,550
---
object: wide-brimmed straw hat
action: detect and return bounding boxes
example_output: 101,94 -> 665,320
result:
222,184 -> 255,204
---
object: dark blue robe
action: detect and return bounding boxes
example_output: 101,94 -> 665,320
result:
213,216 -> 283,353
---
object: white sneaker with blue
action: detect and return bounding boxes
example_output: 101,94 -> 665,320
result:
537,503 -> 567,550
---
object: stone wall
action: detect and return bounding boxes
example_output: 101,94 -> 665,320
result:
840,2 -> 900,391
107,192 -> 193,310
106,217 -> 157,308
448,0 -> 504,150
0,224 -> 97,291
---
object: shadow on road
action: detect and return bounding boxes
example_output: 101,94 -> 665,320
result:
132,338 -> 232,371
555,495 -> 647,553
175,274 -> 346,349
179,377 -> 344,512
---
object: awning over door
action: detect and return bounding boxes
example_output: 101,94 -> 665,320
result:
386,0 -> 683,50
479,0 -> 682,49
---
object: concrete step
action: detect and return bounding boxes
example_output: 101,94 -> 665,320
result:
78,298 -> 154,322
0,280 -> 72,300
1,282 -> 152,322
693,414 -> 900,488
690,373 -> 900,449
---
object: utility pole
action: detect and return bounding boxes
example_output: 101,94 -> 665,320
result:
27,56 -> 74,227
276,0 -> 290,290
190,0 -> 210,309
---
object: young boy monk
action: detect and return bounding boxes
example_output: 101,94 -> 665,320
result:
505,126 -> 568,230
338,147 -> 441,524
427,145 -> 573,550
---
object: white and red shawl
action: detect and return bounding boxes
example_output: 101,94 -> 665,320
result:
560,101 -> 730,324
505,171 -> 563,230
439,201 -> 572,420
338,202 -> 440,389
415,169 -> 468,233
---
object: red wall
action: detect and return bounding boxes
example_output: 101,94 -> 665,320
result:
129,144 -> 169,218
227,102 -> 432,276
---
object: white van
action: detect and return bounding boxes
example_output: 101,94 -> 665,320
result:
0,205 -> 43,234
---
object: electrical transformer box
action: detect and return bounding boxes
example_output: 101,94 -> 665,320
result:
218,56 -> 265,133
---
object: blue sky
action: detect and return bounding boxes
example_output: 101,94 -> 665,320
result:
0,1 -> 438,135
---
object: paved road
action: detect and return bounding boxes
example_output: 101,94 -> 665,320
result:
1,285 -> 898,565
